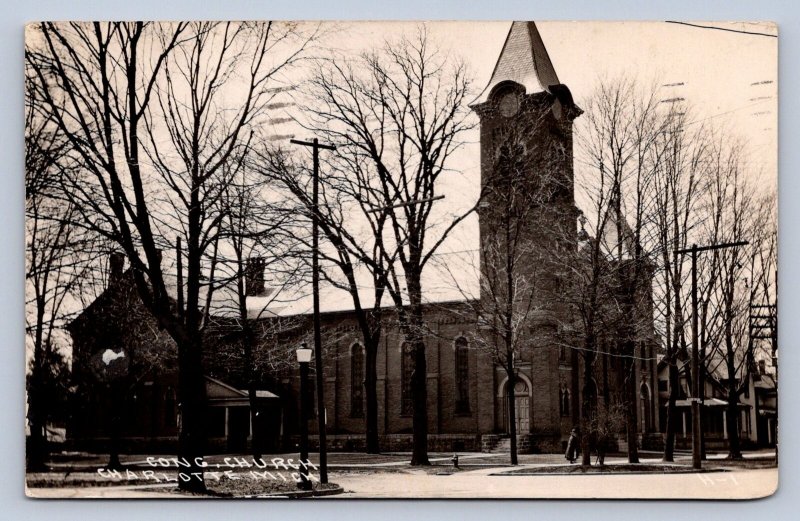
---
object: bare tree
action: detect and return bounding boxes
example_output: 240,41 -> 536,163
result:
701,140 -> 757,460
26,21 -> 316,490
209,155 -> 306,460
648,104 -> 713,461
751,193 -> 778,362
259,147 -> 392,453
265,28 -> 476,464
571,99 -> 624,467
25,75 -> 107,470
576,77 -> 666,464
441,113 -> 566,465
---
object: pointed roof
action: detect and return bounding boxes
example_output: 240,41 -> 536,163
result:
473,21 -> 560,105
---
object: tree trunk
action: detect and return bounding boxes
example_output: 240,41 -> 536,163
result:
582,331 -> 597,467
618,262 -> 640,464
176,333 -> 207,492
26,357 -> 47,471
663,362 -> 679,462
248,387 -> 260,461
570,346 -> 581,427
27,306 -> 48,471
580,425 -> 591,467
406,273 -> 430,466
364,338 -> 380,454
410,336 -> 429,465
240,324 -> 262,461
581,384 -> 596,467
177,169 -> 208,492
505,367 -> 518,465
602,350 -> 610,406
726,387 -> 742,460
624,351 -> 640,463
725,343 -> 743,460
106,381 -> 125,470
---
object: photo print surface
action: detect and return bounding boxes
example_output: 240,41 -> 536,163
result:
24,20 -> 778,499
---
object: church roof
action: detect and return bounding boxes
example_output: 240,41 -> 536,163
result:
473,21 -> 561,105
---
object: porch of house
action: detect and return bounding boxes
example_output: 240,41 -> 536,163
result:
671,398 -> 754,450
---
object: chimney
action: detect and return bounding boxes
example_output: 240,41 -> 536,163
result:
109,252 -> 125,287
245,257 -> 266,296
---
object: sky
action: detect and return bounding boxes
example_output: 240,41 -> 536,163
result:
277,20 -> 777,176
267,20 -> 778,313
25,21 -> 780,337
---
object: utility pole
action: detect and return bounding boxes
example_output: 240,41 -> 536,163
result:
750,301 -> 778,463
290,138 -> 336,484
676,240 -> 748,470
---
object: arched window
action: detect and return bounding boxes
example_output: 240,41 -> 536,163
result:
560,386 -> 570,417
350,343 -> 364,418
640,342 -> 648,370
640,383 -> 652,433
401,342 -> 413,416
455,337 -> 470,414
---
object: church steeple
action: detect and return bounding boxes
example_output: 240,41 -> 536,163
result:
473,21 -> 561,105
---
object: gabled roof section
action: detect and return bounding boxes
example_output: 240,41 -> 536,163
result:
473,21 -> 561,105
205,375 -> 247,399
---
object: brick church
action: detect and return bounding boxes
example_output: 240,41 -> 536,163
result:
67,21 -> 659,455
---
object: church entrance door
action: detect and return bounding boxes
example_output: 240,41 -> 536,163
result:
514,380 -> 530,433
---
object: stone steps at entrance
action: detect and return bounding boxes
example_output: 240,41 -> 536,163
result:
490,438 -> 511,453
489,435 -> 532,454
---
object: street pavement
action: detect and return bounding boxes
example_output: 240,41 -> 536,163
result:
330,466 -> 777,499
26,450 -> 778,499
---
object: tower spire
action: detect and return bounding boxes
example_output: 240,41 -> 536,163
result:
473,21 -> 561,105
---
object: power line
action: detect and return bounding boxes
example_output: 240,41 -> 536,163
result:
665,21 -> 777,39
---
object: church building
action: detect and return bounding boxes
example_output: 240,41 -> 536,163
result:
66,21 -> 659,455
276,21 -> 659,453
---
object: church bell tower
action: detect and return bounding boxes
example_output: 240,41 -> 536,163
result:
471,21 -> 583,305
471,21 -> 583,443
471,21 -> 582,216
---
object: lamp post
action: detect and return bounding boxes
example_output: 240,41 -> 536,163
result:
296,342 -> 313,490
93,348 -> 128,470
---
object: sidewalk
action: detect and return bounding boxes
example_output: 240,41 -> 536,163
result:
26,448 -> 777,499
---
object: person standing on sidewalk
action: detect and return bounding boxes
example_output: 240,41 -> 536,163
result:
565,427 -> 580,463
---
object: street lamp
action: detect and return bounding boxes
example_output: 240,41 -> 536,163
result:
93,348 -> 129,470
296,342 -> 313,490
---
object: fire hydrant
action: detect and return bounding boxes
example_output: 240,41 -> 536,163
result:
451,453 -> 459,468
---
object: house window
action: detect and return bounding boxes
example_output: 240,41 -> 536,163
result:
350,343 -> 364,418
455,337 -> 470,414
401,342 -> 414,416
559,386 -> 570,417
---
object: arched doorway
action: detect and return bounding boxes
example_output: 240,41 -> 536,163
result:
512,379 -> 530,433
500,376 -> 531,434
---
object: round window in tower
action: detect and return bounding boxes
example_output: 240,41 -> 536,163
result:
498,91 -> 520,117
